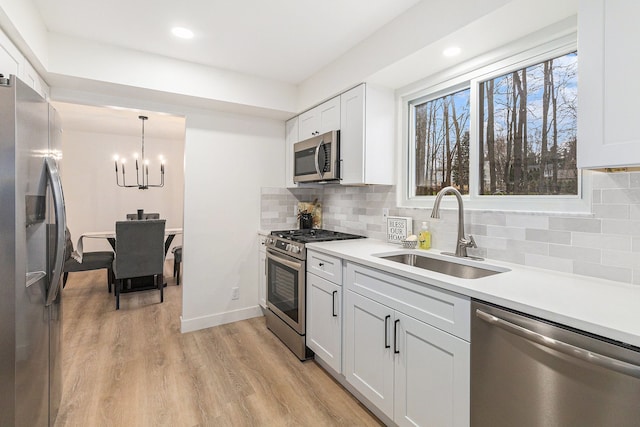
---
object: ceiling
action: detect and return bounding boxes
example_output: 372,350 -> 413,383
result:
33,0 -> 422,85
33,0 -> 422,135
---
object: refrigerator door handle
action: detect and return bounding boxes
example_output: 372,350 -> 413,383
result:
45,157 -> 66,307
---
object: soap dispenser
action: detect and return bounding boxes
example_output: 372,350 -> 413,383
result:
419,221 -> 431,250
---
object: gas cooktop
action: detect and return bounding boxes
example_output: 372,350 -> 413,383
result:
270,229 -> 365,243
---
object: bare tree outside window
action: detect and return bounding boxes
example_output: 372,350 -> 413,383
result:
479,52 -> 578,195
414,88 -> 470,195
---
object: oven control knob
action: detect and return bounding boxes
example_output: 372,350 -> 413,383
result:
285,244 -> 292,252
290,246 -> 301,254
267,238 -> 274,245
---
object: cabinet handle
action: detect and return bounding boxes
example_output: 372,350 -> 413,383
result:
384,315 -> 391,348
394,319 -> 400,354
318,262 -> 324,267
332,290 -> 338,317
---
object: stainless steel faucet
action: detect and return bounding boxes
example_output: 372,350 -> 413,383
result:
430,186 -> 479,259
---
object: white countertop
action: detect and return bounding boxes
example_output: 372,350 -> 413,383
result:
306,238 -> 640,348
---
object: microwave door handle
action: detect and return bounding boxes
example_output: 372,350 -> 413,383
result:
314,138 -> 324,178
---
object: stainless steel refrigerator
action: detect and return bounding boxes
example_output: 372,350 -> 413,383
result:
0,75 -> 66,426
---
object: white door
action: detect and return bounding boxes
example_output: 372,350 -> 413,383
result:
307,274 -> 341,372
394,312 -> 470,427
345,290 -> 394,419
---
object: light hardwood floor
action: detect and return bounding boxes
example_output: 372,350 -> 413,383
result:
55,263 -> 383,427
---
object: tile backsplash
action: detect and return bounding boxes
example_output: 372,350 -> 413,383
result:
261,170 -> 640,286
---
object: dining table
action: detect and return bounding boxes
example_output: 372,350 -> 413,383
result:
72,227 -> 183,263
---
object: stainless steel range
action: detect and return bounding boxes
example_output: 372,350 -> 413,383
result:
265,229 -> 364,360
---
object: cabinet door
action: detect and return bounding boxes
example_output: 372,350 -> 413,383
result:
285,117 -> 299,188
394,312 -> 470,427
298,96 -> 341,140
340,84 -> 366,185
258,237 -> 267,309
345,290 -> 394,419
317,96 -> 340,134
307,273 -> 342,372
578,0 -> 640,168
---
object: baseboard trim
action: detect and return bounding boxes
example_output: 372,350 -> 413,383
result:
180,305 -> 263,333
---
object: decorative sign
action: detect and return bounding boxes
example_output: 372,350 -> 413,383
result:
387,216 -> 413,244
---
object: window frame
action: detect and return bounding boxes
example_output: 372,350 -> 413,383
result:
399,31 -> 591,214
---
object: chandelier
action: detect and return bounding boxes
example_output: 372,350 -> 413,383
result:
114,115 -> 165,189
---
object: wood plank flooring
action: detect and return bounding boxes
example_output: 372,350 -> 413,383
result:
55,264 -> 383,427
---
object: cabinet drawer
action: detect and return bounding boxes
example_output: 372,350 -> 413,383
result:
346,262 -> 470,341
307,250 -> 342,285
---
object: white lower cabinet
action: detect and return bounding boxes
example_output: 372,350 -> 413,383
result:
345,290 -> 395,417
345,262 -> 470,427
394,311 -> 470,427
306,273 -> 342,372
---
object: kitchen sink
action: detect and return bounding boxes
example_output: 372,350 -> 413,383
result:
374,251 -> 509,279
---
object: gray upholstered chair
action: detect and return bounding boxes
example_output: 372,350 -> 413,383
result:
126,212 -> 160,220
172,246 -> 182,285
63,228 -> 114,291
113,219 -> 166,309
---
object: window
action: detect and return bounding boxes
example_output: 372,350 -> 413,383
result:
413,88 -> 470,196
478,52 -> 577,196
403,36 -> 587,213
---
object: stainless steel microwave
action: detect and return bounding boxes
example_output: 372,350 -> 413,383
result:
293,130 -> 340,183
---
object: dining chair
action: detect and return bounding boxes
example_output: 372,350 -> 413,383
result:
63,228 -> 115,291
172,246 -> 182,285
113,219 -> 166,309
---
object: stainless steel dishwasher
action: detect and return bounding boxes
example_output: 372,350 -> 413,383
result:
471,300 -> 640,427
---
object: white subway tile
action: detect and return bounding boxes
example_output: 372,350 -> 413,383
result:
591,171 -> 629,189
602,188 -> 640,204
486,225 -> 526,240
525,228 -> 571,244
487,249 -> 525,265
573,261 -> 632,283
549,217 -> 601,233
571,232 -> 631,251
592,204 -> 629,219
506,239 -> 548,255
601,250 -> 637,269
549,244 -> 601,263
506,214 -> 549,229
525,254 -> 573,273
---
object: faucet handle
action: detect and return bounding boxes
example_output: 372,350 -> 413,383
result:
461,235 -> 477,249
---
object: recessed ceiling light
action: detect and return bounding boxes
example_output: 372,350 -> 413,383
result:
171,27 -> 194,39
443,46 -> 461,57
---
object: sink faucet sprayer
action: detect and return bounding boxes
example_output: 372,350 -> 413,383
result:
430,186 -> 481,259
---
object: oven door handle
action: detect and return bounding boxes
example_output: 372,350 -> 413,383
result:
266,250 -> 303,271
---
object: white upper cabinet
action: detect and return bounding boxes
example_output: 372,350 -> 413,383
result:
285,116 -> 299,188
578,0 -> 640,168
0,28 -> 21,79
298,96 -> 341,141
340,84 -> 394,185
0,28 -> 49,99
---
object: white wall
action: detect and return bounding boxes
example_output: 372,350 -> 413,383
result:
181,111 -> 284,332
60,128 -> 185,255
